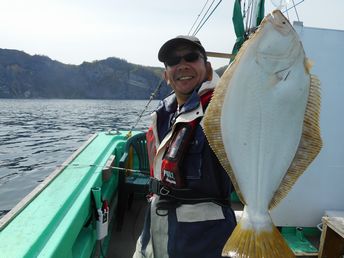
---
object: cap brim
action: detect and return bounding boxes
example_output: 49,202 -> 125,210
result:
158,38 -> 205,62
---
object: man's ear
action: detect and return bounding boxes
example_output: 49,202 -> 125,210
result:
163,70 -> 170,84
206,61 -> 213,81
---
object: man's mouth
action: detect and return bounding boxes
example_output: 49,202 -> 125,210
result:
177,76 -> 194,81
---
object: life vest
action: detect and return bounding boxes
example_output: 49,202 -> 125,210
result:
160,90 -> 213,189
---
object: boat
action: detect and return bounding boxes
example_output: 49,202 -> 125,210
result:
1,1 -> 344,257
0,130 -> 146,257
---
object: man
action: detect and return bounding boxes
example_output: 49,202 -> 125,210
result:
134,35 -> 236,258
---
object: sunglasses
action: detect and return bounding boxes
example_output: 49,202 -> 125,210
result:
165,52 -> 203,67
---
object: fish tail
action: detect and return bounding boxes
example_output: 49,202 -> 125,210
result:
222,222 -> 295,258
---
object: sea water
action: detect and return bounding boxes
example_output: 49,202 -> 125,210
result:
0,99 -> 159,216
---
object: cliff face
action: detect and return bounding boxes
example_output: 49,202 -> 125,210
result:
0,49 -> 170,99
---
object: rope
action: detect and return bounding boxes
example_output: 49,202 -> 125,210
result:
246,0 -> 252,32
193,0 -> 223,36
191,0 -> 223,36
239,0 -> 255,33
282,0 -> 304,15
291,0 -> 300,21
191,0 -> 216,36
243,1 -> 247,20
284,4 -> 290,20
188,0 -> 210,35
246,0 -> 259,33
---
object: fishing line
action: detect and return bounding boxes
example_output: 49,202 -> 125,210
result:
0,163 -> 150,178
54,163 -> 150,176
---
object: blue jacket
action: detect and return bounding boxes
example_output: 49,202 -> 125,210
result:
134,72 -> 237,258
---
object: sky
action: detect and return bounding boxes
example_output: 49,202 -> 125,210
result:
1,0 -> 344,69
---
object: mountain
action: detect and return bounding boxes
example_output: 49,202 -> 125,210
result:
0,49 -> 170,99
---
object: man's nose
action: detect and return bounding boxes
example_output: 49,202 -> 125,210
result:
176,60 -> 190,69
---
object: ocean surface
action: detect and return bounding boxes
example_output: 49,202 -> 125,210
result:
0,99 -> 159,216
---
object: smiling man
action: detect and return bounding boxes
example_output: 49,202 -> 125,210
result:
133,35 -> 236,258
161,37 -> 211,106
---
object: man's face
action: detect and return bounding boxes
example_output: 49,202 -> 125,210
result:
164,46 -> 211,104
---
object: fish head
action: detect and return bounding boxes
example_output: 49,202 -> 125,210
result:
255,10 -> 304,75
269,9 -> 293,36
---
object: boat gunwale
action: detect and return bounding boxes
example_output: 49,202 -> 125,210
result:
0,133 -> 98,231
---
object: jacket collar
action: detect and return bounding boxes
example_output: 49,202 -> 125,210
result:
153,71 -> 219,141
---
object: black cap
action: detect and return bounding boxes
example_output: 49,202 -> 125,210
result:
158,35 -> 206,62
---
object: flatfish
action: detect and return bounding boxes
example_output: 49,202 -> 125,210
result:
203,10 -> 322,257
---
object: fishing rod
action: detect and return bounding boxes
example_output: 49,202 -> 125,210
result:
126,78 -> 164,138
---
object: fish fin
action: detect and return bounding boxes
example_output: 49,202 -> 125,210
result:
269,74 -> 322,209
222,221 -> 295,258
203,63 -> 246,205
203,65 -> 236,188
305,57 -> 313,74
202,32 -> 257,205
